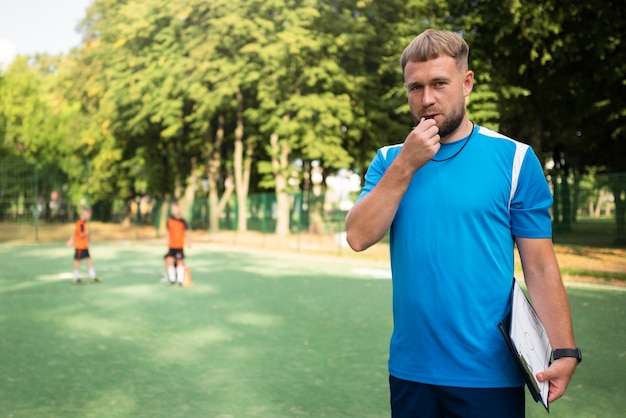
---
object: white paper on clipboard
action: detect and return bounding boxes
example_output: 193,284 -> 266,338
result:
507,280 -> 552,410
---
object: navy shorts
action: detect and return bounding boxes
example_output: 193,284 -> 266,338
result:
74,249 -> 90,260
165,248 -> 184,260
389,375 -> 525,418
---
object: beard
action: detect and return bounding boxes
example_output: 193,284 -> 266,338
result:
437,106 -> 465,139
412,100 -> 466,140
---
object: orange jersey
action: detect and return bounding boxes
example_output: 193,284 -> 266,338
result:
73,219 -> 89,250
167,217 -> 188,248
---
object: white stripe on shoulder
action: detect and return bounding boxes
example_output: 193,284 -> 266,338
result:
476,126 -> 529,210
380,143 -> 403,161
477,126 -> 514,141
510,142 -> 529,210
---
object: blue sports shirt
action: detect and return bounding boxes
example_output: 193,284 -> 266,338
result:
357,125 -> 553,387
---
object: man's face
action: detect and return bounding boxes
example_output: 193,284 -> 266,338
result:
403,55 -> 473,140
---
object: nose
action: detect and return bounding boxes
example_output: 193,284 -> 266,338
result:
421,86 -> 436,107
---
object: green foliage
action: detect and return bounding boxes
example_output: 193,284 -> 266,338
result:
469,0 -> 625,172
0,0 -> 623,227
0,56 -> 74,161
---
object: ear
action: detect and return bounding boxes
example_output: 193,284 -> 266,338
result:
463,70 -> 474,97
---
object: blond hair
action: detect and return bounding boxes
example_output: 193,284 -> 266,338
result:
400,29 -> 469,72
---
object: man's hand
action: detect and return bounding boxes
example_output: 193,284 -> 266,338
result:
397,118 -> 440,170
536,357 -> 578,402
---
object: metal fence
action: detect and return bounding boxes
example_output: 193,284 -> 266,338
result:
1,157 -> 625,247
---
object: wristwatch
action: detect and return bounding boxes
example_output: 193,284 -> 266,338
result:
553,348 -> 582,364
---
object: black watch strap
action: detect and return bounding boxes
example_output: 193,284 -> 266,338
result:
553,348 -> 582,363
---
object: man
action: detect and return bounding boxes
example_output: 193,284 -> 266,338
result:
66,207 -> 101,284
165,202 -> 190,285
345,29 -> 579,417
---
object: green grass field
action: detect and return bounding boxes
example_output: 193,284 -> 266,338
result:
0,241 -> 624,418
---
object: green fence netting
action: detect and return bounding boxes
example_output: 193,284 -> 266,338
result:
1,157 -> 625,247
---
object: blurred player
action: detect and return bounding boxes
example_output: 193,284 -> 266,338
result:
164,202 -> 190,285
66,207 -> 101,284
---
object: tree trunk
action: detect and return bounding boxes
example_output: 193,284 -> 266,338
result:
275,179 -> 290,236
270,127 -> 291,237
158,199 -> 169,237
561,173 -> 572,232
529,114 -> 543,161
551,175 -> 561,227
593,191 -> 603,217
233,89 -> 251,232
571,175 -> 579,222
609,175 -> 626,245
180,158 -> 197,225
206,117 -> 223,233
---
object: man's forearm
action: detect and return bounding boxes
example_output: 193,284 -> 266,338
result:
526,269 -> 576,349
345,161 -> 415,251
517,238 -> 576,348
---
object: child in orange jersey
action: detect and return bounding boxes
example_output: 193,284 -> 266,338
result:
66,207 -> 101,284
165,202 -> 190,285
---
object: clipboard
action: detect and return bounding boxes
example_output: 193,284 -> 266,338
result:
499,280 -> 551,412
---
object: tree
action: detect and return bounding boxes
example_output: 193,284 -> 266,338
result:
242,0 -> 358,236
469,0 -> 625,240
0,54 -> 96,208
76,0 -> 219,224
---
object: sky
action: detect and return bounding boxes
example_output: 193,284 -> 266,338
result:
0,0 -> 93,68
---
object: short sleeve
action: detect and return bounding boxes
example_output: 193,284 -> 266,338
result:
510,149 -> 553,238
